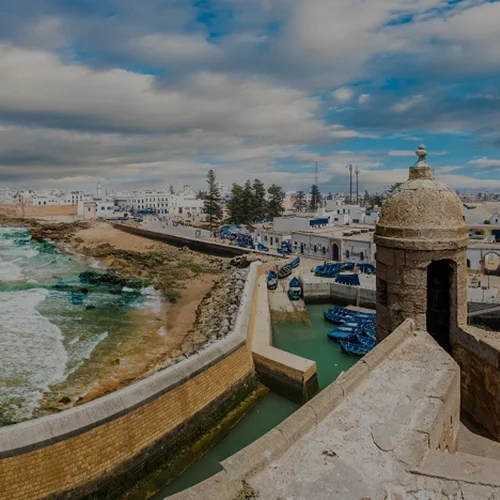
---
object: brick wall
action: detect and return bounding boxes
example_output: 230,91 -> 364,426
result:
0,346 -> 253,500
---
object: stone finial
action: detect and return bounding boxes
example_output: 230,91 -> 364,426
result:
409,144 -> 433,179
415,144 -> 428,166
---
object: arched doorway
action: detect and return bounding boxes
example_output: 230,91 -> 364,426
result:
332,244 -> 339,261
427,260 -> 455,353
300,243 -> 304,254
467,259 -> 471,268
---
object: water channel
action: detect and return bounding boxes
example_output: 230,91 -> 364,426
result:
153,303 -> 358,498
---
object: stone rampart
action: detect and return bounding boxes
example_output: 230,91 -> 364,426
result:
0,263 -> 259,500
0,204 -> 77,217
452,325 -> 500,440
112,223 -> 257,258
250,271 -> 318,403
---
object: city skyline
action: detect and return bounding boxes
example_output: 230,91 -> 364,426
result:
0,1 -> 499,191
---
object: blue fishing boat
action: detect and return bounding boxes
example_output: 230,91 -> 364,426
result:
278,265 -> 292,279
267,270 -> 278,290
363,326 -> 377,340
343,262 -> 355,271
258,243 -> 269,252
337,324 -> 361,335
287,277 -> 302,300
356,334 -> 376,349
340,340 -> 371,356
327,329 -> 355,342
335,274 -> 360,286
289,256 -> 300,269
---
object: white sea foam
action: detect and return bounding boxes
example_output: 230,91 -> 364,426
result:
139,286 -> 163,314
65,331 -> 109,377
0,258 -> 23,281
0,288 -> 68,422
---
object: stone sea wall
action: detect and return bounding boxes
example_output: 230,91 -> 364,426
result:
112,223 -> 254,257
0,263 -> 259,500
0,204 -> 77,217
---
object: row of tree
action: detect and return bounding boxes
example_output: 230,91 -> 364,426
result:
203,170 -> 287,226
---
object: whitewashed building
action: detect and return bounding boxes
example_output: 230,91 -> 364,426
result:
291,226 -> 376,263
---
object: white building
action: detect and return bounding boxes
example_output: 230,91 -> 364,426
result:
291,226 -> 376,263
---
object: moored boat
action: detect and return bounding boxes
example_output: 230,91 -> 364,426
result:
289,256 -> 300,269
327,329 -> 355,342
278,265 -> 293,279
339,340 -> 371,356
355,334 -> 376,349
267,270 -> 278,290
287,277 -> 302,300
258,243 -> 269,252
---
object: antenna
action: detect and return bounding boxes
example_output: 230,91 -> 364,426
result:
346,164 -> 353,204
314,161 -> 318,186
355,166 -> 360,204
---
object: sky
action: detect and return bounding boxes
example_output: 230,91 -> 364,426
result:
0,0 -> 500,193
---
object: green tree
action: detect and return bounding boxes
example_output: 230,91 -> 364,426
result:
309,184 -> 321,212
267,184 -> 285,219
203,170 -> 222,227
252,178 -> 267,222
363,190 -> 370,207
227,183 -> 247,224
293,191 -> 307,212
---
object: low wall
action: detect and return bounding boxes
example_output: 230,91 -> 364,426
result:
112,223 -> 257,258
0,204 -> 77,217
0,263 -> 259,500
302,279 -> 376,308
251,272 -> 318,403
452,325 -> 500,440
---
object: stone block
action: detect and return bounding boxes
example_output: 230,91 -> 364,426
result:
376,246 -> 395,266
221,428 -> 287,481
305,383 -> 344,423
394,430 -> 428,467
337,361 -> 370,396
276,404 -> 317,444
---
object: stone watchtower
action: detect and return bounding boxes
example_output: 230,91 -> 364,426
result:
374,146 -> 468,352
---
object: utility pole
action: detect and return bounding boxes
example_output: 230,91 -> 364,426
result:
355,166 -> 360,204
347,164 -> 353,204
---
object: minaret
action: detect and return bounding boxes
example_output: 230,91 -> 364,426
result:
97,182 -> 103,199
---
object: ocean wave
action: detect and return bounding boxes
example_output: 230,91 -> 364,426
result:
0,288 -> 68,423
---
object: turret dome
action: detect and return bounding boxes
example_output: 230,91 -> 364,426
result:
375,145 -> 468,251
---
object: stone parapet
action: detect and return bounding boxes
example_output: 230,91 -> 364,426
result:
453,325 -> 500,439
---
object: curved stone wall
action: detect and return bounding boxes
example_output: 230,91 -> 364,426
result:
0,263 -> 259,500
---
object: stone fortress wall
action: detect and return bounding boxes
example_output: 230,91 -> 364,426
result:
0,263 -> 259,500
0,204 -> 77,217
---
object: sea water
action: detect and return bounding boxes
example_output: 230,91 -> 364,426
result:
0,227 -> 163,425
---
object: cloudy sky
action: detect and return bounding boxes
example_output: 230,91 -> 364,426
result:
0,0 -> 500,193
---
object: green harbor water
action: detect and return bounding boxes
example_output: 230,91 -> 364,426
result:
154,303 -> 358,498
273,304 -> 359,390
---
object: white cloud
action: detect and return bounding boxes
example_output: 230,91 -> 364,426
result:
392,95 -> 427,113
469,158 -> 500,168
358,93 -> 370,105
332,87 -> 353,102
388,149 -> 447,157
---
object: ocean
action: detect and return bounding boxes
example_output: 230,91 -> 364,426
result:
0,226 -> 163,425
